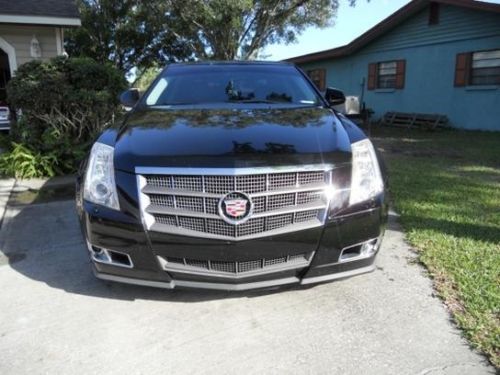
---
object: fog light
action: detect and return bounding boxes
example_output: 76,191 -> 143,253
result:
339,238 -> 381,263
360,239 -> 378,257
86,242 -> 133,268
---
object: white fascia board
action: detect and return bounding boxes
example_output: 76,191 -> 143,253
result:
0,15 -> 81,27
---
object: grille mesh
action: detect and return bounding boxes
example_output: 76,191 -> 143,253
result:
142,169 -> 329,239
176,196 -> 204,212
206,218 -> 235,237
154,214 -> 177,226
165,253 -> 310,275
295,210 -> 320,223
237,218 -> 265,237
173,176 -> 203,191
268,173 -> 296,190
145,171 -> 326,193
267,193 -> 295,211
178,216 -> 205,232
236,175 -> 266,193
149,194 -> 174,207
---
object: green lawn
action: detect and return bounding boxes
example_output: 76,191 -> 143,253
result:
370,126 -> 500,367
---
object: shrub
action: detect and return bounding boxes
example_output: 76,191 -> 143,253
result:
4,56 -> 126,177
0,143 -> 57,178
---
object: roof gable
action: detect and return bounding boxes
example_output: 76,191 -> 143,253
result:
286,0 -> 500,64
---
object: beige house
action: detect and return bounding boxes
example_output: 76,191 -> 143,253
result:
0,0 -> 81,103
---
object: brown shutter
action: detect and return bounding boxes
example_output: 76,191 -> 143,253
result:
454,53 -> 471,87
318,69 -> 326,91
395,60 -> 406,89
367,63 -> 377,90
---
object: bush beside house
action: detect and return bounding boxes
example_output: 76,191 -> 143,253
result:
1,56 -> 126,178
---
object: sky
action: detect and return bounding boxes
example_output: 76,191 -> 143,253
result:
262,0 -> 500,61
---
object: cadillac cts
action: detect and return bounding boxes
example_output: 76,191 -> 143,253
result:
76,61 -> 388,291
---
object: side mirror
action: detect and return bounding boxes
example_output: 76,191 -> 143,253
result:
325,87 -> 346,106
119,88 -> 140,108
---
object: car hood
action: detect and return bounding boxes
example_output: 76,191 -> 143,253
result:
113,106 -> 353,172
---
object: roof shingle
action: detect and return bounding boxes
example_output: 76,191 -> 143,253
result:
0,0 -> 80,19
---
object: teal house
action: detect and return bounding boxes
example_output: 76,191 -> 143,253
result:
287,0 -> 500,131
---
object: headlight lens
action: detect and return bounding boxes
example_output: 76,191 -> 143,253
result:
83,142 -> 120,210
349,139 -> 383,205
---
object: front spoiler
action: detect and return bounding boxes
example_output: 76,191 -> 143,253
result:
94,264 -> 376,291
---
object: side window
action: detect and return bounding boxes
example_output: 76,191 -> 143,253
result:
455,49 -> 500,86
306,69 -> 326,91
471,50 -> 500,85
377,61 -> 397,89
368,60 -> 405,90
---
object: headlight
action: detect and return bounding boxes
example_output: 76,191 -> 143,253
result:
349,139 -> 383,205
83,142 -> 120,210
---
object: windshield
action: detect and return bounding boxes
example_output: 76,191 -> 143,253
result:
145,64 -> 322,107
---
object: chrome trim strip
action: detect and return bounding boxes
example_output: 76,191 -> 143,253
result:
150,219 -> 322,241
146,201 -> 327,219
300,265 -> 376,285
141,184 -> 328,198
137,175 -> 154,230
136,164 -> 334,176
174,277 -> 300,291
94,270 -> 175,289
94,265 -> 376,290
94,269 -> 299,291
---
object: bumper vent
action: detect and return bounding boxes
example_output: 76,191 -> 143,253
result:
137,166 -> 332,241
160,253 -> 312,277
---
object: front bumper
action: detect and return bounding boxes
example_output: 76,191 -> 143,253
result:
79,194 -> 387,291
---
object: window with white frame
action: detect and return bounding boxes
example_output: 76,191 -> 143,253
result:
377,61 -> 397,89
471,49 -> 500,85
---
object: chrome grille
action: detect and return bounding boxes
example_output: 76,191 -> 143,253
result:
139,166 -> 332,241
178,216 -> 204,232
161,253 -> 312,276
176,196 -> 204,212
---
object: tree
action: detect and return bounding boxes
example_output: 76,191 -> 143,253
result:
65,0 -> 192,74
66,0 -> 353,73
166,0 -> 350,60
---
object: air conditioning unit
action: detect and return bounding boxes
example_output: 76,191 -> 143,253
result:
345,96 -> 360,115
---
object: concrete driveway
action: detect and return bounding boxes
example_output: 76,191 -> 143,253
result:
0,197 -> 494,375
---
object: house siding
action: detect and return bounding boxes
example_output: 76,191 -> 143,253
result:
298,5 -> 500,131
0,25 -> 61,68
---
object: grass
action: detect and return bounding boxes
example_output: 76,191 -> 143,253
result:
370,126 -> 500,367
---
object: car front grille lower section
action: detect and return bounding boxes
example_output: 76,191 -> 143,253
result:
137,166 -> 333,241
157,253 -> 312,278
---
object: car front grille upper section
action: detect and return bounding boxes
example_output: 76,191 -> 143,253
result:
137,166 -> 333,241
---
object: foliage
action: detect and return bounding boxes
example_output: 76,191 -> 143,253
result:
0,143 -> 58,178
66,0 -> 355,72
371,127 -> 500,367
166,0 -> 351,60
65,0 -> 193,74
133,66 -> 162,92
4,56 -> 126,177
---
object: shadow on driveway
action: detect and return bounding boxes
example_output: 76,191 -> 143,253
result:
0,198 -> 320,303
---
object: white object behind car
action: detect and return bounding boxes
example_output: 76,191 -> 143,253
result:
332,96 -> 360,115
0,106 -> 10,130
345,96 -> 360,115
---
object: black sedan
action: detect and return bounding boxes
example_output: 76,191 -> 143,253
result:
76,61 -> 388,291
